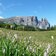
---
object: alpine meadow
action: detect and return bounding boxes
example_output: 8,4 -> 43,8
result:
0,0 -> 56,56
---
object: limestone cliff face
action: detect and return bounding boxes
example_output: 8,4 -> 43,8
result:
7,16 -> 38,26
0,16 -> 50,29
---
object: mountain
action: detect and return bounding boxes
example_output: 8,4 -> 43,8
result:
3,16 -> 38,26
0,16 -> 50,29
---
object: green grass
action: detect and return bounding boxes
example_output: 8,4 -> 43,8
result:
0,28 -> 56,43
0,28 -> 56,56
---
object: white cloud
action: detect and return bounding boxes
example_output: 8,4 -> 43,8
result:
0,16 -> 4,19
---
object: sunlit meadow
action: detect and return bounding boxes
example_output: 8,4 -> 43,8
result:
0,28 -> 56,56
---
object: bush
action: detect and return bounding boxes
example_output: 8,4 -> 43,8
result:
16,26 -> 24,31
24,26 -> 36,31
50,26 -> 55,30
0,22 -> 6,28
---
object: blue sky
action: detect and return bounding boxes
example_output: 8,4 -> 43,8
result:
0,0 -> 56,25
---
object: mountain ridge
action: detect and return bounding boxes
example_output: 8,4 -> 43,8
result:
0,16 -> 50,29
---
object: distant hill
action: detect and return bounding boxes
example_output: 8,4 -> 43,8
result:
0,16 -> 50,29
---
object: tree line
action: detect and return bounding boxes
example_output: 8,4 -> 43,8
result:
0,22 -> 54,31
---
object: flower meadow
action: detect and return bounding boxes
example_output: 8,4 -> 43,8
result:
0,29 -> 56,56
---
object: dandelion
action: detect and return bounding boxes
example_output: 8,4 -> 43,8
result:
51,36 -> 54,39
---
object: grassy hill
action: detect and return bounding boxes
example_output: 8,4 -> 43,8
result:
0,28 -> 56,56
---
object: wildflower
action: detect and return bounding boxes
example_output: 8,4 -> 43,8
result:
44,51 -> 47,56
26,46 -> 28,50
47,44 -> 51,53
22,53 -> 24,56
12,38 -> 15,43
0,30 -> 2,32
12,34 -> 17,43
7,33 -> 10,37
51,36 -> 54,39
44,44 -> 51,56
29,46 -> 32,51
32,48 -> 36,53
2,48 -> 5,54
14,34 -> 18,39
24,37 -> 26,40
29,36 -> 31,39
24,40 -> 26,43
39,44 -> 42,47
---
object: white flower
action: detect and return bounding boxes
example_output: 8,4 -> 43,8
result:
51,36 -> 54,39
44,51 -> 47,56
12,38 -> 15,43
3,48 -> 5,54
39,44 -> 42,47
44,43 -> 51,56
29,46 -> 32,51
24,40 -> 26,43
7,33 -> 10,37
14,34 -> 18,39
9,32 -> 10,34
32,48 -> 36,53
26,46 -> 28,50
22,53 -> 24,56
47,44 -> 51,53
12,34 -> 17,43
24,37 -> 26,40
29,36 -> 31,39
